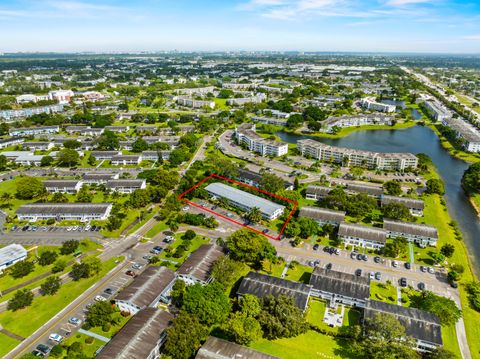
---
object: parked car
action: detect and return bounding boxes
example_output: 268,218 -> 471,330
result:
143,254 -> 153,260
262,229 -> 269,234
427,267 -> 435,274
369,272 -> 375,280
334,248 -> 340,255
36,344 -> 51,355
417,282 -> 426,291
392,260 -> 398,268
150,246 -> 163,254
420,265 -> 426,272
132,263 -> 143,270
375,272 -> 382,280
68,317 -> 82,326
374,256 -> 381,263
326,263 -> 333,270
94,295 -> 106,302
49,333 -> 63,343
355,269 -> 362,276
350,251 -> 358,259
399,278 -> 407,287
31,349 -> 45,357
405,262 -> 411,270
356,253 -> 363,261
163,236 -> 174,244
104,288 -> 114,295
450,281 -> 458,288
125,270 -> 137,277
362,254 -> 368,261
324,246 -> 331,252
313,244 -> 319,251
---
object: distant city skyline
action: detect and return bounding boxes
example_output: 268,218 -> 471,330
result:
1,0 -> 479,53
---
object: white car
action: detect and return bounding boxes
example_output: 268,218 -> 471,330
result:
66,227 -> 73,232
68,317 -> 82,326
391,260 -> 398,268
49,333 -> 63,343
427,267 -> 435,274
94,295 -> 106,302
84,224 -> 91,231
369,272 -> 375,280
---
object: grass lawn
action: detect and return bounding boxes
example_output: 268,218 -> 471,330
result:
88,312 -> 130,338
0,333 -> 21,357
370,282 -> 397,304
0,177 -> 34,215
428,125 -> 480,163
260,260 -> 286,278
442,324 -> 462,359
145,220 -> 169,239
250,330 -> 355,359
60,332 -> 104,358
0,240 -> 101,292
284,264 -> 313,283
213,98 -> 230,110
159,235 -> 209,264
0,256 -> 121,357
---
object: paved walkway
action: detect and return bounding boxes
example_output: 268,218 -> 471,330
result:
0,328 -> 24,341
396,287 -> 402,305
78,329 -> 110,343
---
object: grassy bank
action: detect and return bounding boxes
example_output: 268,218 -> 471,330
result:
428,124 -> 480,163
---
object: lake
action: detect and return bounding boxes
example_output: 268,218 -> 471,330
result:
277,126 -> 479,275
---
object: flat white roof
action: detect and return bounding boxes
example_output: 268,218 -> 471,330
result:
0,244 -> 27,266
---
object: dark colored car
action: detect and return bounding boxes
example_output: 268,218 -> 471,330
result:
375,272 -> 381,280
262,229 -> 269,234
399,277 -> 407,287
362,254 -> 368,261
450,281 -> 458,288
326,263 -> 333,270
350,252 -> 358,259
125,270 -> 137,277
374,256 -> 381,263
324,246 -> 331,252
36,344 -> 51,355
405,262 -> 412,270
31,350 -> 45,357
356,253 -> 363,260
104,288 -> 114,295
355,269 -> 362,276
417,282 -> 426,291
313,244 -> 319,251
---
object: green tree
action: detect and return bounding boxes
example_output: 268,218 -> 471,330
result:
239,294 -> 262,317
87,154 -> 96,166
8,289 -> 34,311
381,237 -> 408,258
258,295 -> 309,339
16,176 -> 46,199
60,240 -> 79,255
182,229 -> 196,241
52,192 -> 68,202
38,250 -> 58,266
63,140 -> 82,149
382,202 -> 412,221
286,114 -> 304,130
441,243 -> 455,258
132,138 -> 149,152
462,162 -> 480,194
246,207 -> 263,223
57,148 -> 80,167
96,130 -> 119,150
170,279 -> 186,307
211,257 -> 248,289
426,179 -> 445,195
40,155 -> 54,167
426,347 -> 457,359
52,259 -> 67,273
76,185 -> 93,202
226,229 -> 277,265
40,276 -> 61,295
182,282 -> 232,326
163,313 -> 207,359
259,172 -> 284,193
354,312 -> 418,359
413,291 -> 462,326
297,217 -> 319,239
85,301 -> 117,327
10,260 -> 35,278
383,180 -> 402,196
222,312 -> 263,345
466,281 -> 480,312
0,154 -> 7,170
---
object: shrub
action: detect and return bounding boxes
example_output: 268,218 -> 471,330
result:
102,323 -> 111,332
68,342 -> 83,354
85,336 -> 94,344
49,345 -> 63,357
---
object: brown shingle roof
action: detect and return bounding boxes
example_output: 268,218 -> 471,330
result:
177,244 -> 224,282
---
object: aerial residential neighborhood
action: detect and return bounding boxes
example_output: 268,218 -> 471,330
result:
0,1 -> 479,359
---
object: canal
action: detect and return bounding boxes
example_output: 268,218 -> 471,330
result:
277,125 -> 479,275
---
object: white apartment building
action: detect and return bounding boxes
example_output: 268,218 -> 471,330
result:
360,98 -> 396,113
442,117 -> 480,153
9,126 -> 60,137
424,100 -> 451,122
235,123 -> 288,157
176,96 -> 215,109
321,114 -> 394,133
297,139 -> 418,171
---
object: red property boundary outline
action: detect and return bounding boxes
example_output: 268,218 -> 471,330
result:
177,173 -> 298,240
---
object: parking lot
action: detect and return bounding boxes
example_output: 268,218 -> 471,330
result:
8,224 -> 103,234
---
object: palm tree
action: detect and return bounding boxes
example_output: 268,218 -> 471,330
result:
246,207 -> 262,224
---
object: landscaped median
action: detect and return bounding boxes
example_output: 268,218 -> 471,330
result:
0,256 -> 123,358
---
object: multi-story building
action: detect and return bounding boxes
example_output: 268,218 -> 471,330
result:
383,219 -> 438,247
176,244 -> 224,285
251,116 -> 288,127
338,222 -> 387,249
424,100 -> 451,121
44,180 -> 83,194
321,114 -> 394,133
106,179 -> 147,193
299,206 -> 345,226
227,94 -> 266,106
176,96 -> 215,109
442,117 -> 480,153
235,124 -> 288,157
9,125 -> 60,137
16,203 -> 113,222
297,139 -> 418,170
23,142 -> 54,151
0,137 -> 24,149
110,154 -> 142,166
360,98 -> 396,113
381,195 -> 424,216
0,104 -> 64,122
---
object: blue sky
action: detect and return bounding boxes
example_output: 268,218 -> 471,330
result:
0,0 -> 479,53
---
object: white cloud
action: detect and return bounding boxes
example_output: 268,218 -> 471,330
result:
385,0 -> 433,6
239,0 -> 347,19
463,34 -> 480,41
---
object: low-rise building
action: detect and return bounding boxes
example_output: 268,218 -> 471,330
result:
141,151 -> 171,161
14,153 -> 45,166
176,96 -> 215,109
111,155 -> 142,166
82,172 -> 119,185
383,219 -> 438,247
177,244 -> 224,285
360,98 -> 396,113
299,206 -> 345,226
0,137 -> 24,149
297,139 -> 418,171
115,266 -> 176,314
381,195 -> 424,216
106,179 -> 147,193
0,244 -> 28,272
365,300 -> 442,352
9,125 -> 60,137
0,104 -> 64,122
309,268 -> 370,308
424,100 -> 450,122
196,336 -> 279,359
96,308 -> 174,359
321,114 -> 394,133
205,182 -> 286,220
347,183 -> 383,198
23,141 -> 54,151
237,272 -> 311,311
251,116 -> 288,127
104,125 -> 130,133
305,185 -> 332,200
44,180 -> 83,194
16,203 -> 113,222
236,168 -> 293,190
235,123 -> 288,157
90,151 -> 122,160
338,222 -> 386,249
442,117 -> 480,153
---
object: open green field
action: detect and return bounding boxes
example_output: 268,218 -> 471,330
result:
159,234 -> 209,264
0,256 -> 121,358
370,282 -> 397,304
0,333 -> 21,357
284,264 -> 313,283
213,98 -> 230,110
145,220 -> 169,239
429,125 -> 480,163
250,330 -> 355,359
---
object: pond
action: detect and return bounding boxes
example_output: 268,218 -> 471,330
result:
277,126 -> 479,275
381,99 -> 422,120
